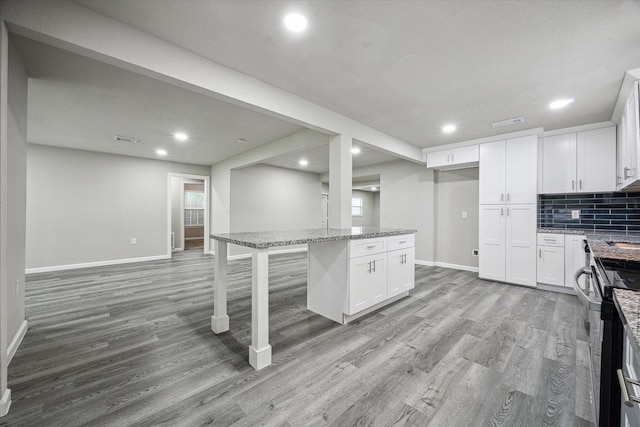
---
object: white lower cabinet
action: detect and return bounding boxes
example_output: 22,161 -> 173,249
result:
479,204 -> 536,287
348,252 -> 387,315
387,248 -> 415,298
308,234 -> 415,324
565,235 -> 586,290
537,246 -> 564,286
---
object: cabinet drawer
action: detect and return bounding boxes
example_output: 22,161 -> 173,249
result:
388,234 -> 414,251
537,233 -> 564,247
349,238 -> 387,258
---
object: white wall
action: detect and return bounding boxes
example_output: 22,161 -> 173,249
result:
229,164 -> 321,256
434,168 -> 479,269
26,145 -> 210,270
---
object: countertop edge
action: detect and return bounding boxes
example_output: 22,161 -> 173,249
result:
614,289 -> 640,359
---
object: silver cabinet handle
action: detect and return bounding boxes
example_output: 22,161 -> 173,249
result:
572,180 -> 575,190
617,176 -> 622,185
625,167 -> 634,179
366,245 -> 376,249
539,249 -> 542,258
617,369 -> 640,407
372,260 -> 376,273
367,261 -> 372,274
507,193 -> 510,202
506,207 -> 510,217
500,193 -> 504,202
579,179 -> 582,190
451,153 -> 454,163
500,207 -> 504,217
399,240 -> 407,244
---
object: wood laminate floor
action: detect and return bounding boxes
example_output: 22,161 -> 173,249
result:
2,251 -> 595,426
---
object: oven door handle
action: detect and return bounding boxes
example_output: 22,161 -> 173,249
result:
573,267 -> 601,312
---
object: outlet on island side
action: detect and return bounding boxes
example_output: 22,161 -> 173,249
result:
131,238 -> 137,245
472,249 -> 479,257
571,210 -> 580,219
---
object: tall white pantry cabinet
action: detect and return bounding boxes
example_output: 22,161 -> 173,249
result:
479,135 -> 538,287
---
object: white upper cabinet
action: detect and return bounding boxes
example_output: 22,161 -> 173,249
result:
426,145 -> 479,170
541,126 -> 616,194
479,135 -> 537,204
618,80 -> 640,190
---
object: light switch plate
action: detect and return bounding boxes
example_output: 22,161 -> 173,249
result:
571,210 -> 580,219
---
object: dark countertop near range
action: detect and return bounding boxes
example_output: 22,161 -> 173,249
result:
614,289 -> 640,357
210,227 -> 417,249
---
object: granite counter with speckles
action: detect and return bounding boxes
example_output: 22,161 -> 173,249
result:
614,289 -> 640,357
585,233 -> 640,263
210,227 -> 417,249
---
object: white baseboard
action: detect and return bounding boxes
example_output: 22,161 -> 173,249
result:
227,247 -> 308,261
415,259 -> 478,272
25,254 -> 171,274
7,320 -> 28,365
0,388 -> 11,417
172,247 -> 184,252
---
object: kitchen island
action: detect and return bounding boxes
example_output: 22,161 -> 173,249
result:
210,227 -> 416,369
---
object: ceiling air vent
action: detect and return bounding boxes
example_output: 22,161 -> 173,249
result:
113,135 -> 140,144
489,116 -> 525,128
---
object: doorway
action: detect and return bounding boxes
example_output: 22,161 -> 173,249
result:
168,173 -> 210,255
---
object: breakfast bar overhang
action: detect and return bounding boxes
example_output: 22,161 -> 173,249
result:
209,227 -> 417,370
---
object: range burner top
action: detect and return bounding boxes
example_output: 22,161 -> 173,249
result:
597,258 -> 640,292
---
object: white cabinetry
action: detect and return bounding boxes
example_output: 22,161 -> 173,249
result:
536,233 -> 565,286
307,234 -> 415,324
621,327 -> 640,427
479,135 -> 537,287
618,80 -> 640,191
541,126 -> 617,194
426,145 -> 478,170
565,235 -> 586,290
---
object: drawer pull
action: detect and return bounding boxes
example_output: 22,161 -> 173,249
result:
399,240 -> 407,244
366,245 -> 376,249
617,369 -> 640,407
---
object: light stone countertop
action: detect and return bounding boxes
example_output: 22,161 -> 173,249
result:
614,289 -> 640,357
210,227 -> 417,249
537,228 -> 587,235
538,229 -> 640,263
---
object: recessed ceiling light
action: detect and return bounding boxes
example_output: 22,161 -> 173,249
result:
442,124 -> 456,134
173,132 -> 189,141
549,98 -> 575,109
299,159 -> 308,166
371,186 -> 377,191
284,12 -> 307,32
351,147 -> 361,154
156,149 -> 168,156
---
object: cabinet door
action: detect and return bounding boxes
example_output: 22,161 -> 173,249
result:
618,104 -> 628,190
348,256 -> 373,314
577,127 -> 616,192
505,204 -> 536,287
506,135 -> 538,203
537,246 -> 565,286
450,145 -> 479,165
565,235 -> 586,290
369,253 -> 387,307
348,253 -> 387,314
387,248 -> 414,298
541,133 -> 577,194
479,140 -> 506,204
426,149 -> 451,169
623,82 -> 640,187
479,205 -> 505,281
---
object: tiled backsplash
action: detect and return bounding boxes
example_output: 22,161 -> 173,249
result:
538,192 -> 640,233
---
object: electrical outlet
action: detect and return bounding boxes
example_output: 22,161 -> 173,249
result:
571,210 -> 580,219
131,238 -> 137,245
462,211 -> 468,219
472,249 -> 479,257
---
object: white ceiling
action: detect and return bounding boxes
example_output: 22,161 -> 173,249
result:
72,0 -> 640,148
12,1 -> 640,174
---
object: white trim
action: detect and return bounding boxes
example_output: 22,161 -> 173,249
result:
172,247 -> 184,252
541,121 -> 616,137
433,261 -> 479,273
227,247 -> 308,261
342,292 -> 409,324
7,320 -> 27,365
422,127 -> 544,153
25,254 -> 170,274
415,259 -> 434,267
0,388 -> 10,417
537,283 -> 576,295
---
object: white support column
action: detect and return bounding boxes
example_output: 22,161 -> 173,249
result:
248,247 -> 272,370
329,134 -> 353,229
211,239 -> 229,333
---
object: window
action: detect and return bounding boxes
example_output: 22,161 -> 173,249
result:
184,191 -> 205,226
352,197 -> 363,216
